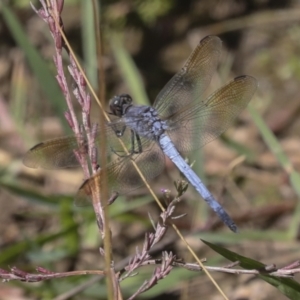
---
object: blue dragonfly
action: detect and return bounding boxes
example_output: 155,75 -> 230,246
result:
23,36 -> 257,232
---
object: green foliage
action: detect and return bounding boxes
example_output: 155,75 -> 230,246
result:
134,0 -> 174,24
203,239 -> 300,300
1,3 -> 70,133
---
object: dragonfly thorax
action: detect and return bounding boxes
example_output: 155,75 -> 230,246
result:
123,105 -> 167,140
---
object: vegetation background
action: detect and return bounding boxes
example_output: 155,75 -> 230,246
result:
1,0 -> 300,299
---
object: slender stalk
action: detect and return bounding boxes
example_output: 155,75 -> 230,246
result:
248,104 -> 300,239
92,0 -> 115,299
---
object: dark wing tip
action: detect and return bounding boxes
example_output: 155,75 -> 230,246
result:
234,75 -> 258,91
22,143 -> 45,168
234,75 -> 257,84
77,178 -> 91,193
28,142 -> 45,151
74,175 -> 98,207
199,35 -> 222,46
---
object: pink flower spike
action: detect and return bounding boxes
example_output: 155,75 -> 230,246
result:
11,267 -> 27,277
85,94 -> 91,112
56,75 -> 66,94
36,267 -> 54,274
64,111 -> 74,129
55,34 -> 62,51
57,0 -> 64,13
79,73 -> 86,87
0,269 -> 9,275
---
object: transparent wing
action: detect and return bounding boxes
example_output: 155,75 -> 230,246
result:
165,76 -> 257,154
22,120 -> 135,169
75,140 -> 165,206
23,137 -> 83,169
153,36 -> 222,118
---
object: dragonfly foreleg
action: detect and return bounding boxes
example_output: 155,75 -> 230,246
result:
135,132 -> 143,153
110,130 -> 143,158
132,131 -> 143,154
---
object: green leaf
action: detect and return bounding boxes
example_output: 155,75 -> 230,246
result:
202,239 -> 300,299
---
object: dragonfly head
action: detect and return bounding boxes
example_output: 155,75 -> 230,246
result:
109,94 -> 132,117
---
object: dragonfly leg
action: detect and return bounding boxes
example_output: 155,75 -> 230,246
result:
110,130 -> 143,157
127,130 -> 143,154
135,132 -> 143,153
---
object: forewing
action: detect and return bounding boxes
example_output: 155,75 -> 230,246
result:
166,76 -> 257,154
23,120 -> 133,169
153,36 -> 222,118
23,136 -> 81,169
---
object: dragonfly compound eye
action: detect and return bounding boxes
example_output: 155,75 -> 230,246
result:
109,94 -> 133,117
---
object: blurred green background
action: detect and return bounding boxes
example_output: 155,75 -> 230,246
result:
1,0 -> 300,299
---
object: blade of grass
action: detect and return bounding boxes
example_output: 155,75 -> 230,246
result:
9,60 -> 32,144
0,224 -> 78,264
81,0 -> 98,89
202,239 -> 300,300
110,32 -> 150,105
1,3 -> 70,133
248,103 -> 300,239
0,180 -> 62,207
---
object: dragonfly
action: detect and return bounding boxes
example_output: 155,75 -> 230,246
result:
23,36 -> 257,232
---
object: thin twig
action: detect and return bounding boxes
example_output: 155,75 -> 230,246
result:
0,267 -> 104,282
127,252 -> 175,300
2,258 -> 299,284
